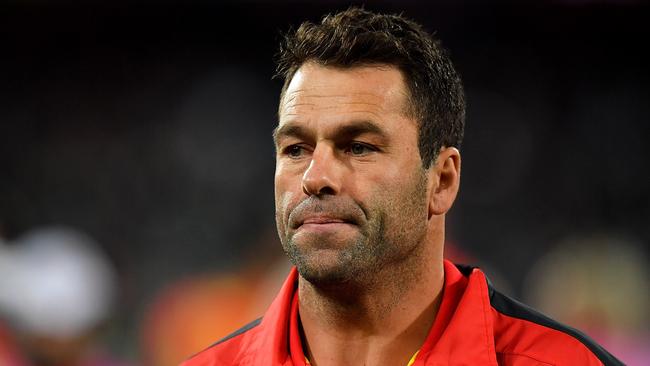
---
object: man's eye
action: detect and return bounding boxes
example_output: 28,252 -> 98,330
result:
286,145 -> 304,158
349,142 -> 374,156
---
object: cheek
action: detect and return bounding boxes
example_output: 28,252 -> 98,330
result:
274,168 -> 301,229
274,164 -> 293,204
362,162 -> 427,217
357,162 -> 407,196
274,161 -> 303,193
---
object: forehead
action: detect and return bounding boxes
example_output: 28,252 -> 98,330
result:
279,63 -> 411,126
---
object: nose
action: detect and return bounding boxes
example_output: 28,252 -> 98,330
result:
302,145 -> 341,197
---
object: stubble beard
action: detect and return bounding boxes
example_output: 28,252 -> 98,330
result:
282,213 -> 387,288
277,170 -> 429,290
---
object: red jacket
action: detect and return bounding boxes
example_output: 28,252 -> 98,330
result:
183,260 -> 622,365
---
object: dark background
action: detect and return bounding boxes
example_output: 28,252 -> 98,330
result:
1,0 -> 648,362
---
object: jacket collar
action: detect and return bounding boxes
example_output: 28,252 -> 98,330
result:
414,260 -> 498,365
249,260 -> 498,365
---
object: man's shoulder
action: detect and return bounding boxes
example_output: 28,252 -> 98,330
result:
486,282 -> 623,366
181,318 -> 262,366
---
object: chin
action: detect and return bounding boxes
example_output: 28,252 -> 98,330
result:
297,263 -> 357,288
287,248 -> 353,283
282,233 -> 376,287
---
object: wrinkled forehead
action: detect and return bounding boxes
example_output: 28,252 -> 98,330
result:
278,63 -> 412,123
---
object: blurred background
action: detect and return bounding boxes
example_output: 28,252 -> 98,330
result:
0,0 -> 648,365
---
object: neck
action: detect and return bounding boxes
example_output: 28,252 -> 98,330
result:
297,225 -> 445,366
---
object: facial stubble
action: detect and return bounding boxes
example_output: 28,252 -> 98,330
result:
277,169 -> 429,289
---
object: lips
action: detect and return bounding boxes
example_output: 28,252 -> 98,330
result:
302,216 -> 347,225
296,217 -> 354,235
287,197 -> 364,230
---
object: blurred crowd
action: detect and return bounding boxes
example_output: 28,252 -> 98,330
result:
0,227 -> 125,366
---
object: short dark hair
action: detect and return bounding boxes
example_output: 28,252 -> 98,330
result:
275,7 -> 465,168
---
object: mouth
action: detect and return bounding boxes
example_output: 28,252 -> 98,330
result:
287,197 -> 364,231
297,221 -> 355,235
294,216 -> 356,232
302,217 -> 347,225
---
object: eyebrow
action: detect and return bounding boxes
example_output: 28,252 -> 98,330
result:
272,120 -> 388,146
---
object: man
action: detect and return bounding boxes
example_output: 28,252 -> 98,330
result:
183,8 -> 622,366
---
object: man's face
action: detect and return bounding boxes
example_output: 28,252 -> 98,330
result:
274,63 -> 430,286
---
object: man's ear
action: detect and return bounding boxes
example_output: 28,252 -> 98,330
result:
427,147 -> 461,218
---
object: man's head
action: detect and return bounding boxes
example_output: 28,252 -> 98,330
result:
273,8 -> 464,287
275,7 -> 465,168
